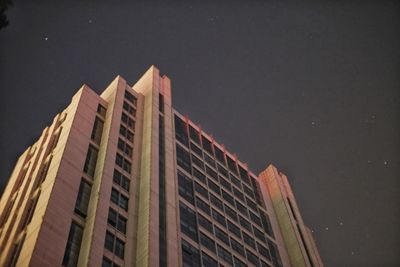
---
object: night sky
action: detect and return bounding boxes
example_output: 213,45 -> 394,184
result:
1,1 -> 399,266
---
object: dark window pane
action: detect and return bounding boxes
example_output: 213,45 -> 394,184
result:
192,154 -> 204,170
260,212 -> 275,238
217,244 -> 233,265
213,145 -> 225,164
214,226 -> 229,246
207,179 -> 220,195
83,145 -> 98,177
201,136 -> 213,156
238,165 -> 251,185
234,257 -> 247,267
243,231 -> 256,249
195,196 -> 211,216
178,171 -> 194,204
62,222 -> 83,267
194,182 -> 209,199
91,117 -> 104,144
210,194 -> 223,211
114,238 -> 125,259
97,104 -> 107,117
189,125 -> 200,144
174,115 -> 189,147
176,144 -> 191,173
104,231 -> 114,252
179,202 -> 198,242
233,187 -> 244,202
211,209 -> 226,228
236,200 -> 248,217
246,249 -> 260,267
198,213 -> 213,234
102,257 -> 112,267
200,232 -> 216,253
230,237 -> 245,257
107,208 -> 117,228
190,142 -> 203,157
239,215 -> 252,233
205,166 -> 218,181
204,154 -> 216,169
201,251 -> 218,267
227,156 -> 238,175
227,220 -> 241,239
125,90 -> 137,105
257,242 -> 271,261
249,211 -> 262,228
74,179 -> 92,217
192,167 -> 206,184
221,190 -> 234,206
181,239 -> 201,267
224,204 -> 238,222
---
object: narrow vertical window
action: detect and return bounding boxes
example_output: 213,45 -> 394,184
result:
91,117 -> 104,144
83,145 -> 98,177
74,179 -> 92,217
62,222 -> 83,267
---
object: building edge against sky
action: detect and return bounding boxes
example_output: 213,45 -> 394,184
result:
0,66 -> 323,267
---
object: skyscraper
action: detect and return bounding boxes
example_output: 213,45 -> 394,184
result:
0,66 -> 323,267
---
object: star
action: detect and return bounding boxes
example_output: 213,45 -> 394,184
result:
311,121 -> 316,126
325,227 -> 329,231
339,222 -> 343,226
384,161 -> 388,166
44,37 -> 48,41
89,19 -> 92,23
351,251 -> 355,255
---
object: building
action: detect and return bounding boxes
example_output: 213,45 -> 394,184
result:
0,66 -> 324,267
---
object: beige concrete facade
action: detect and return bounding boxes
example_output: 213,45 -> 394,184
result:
0,66 -> 323,267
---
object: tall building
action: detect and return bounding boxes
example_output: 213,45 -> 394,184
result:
0,66 -> 323,267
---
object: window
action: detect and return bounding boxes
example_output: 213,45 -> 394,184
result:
102,257 -> 121,267
159,93 -> 164,113
213,145 -> 225,165
110,188 -> 129,211
257,242 -> 271,261
123,101 -> 136,116
230,174 -> 242,189
217,245 -> 233,265
97,104 -> 107,117
115,153 -> 131,173
249,211 -> 262,228
239,215 -> 252,233
246,249 -> 260,267
224,204 -> 238,222
62,222 -> 83,267
181,239 -> 201,267
210,194 -> 223,211
243,231 -> 256,249
260,212 -> 275,238
119,125 -> 134,143
233,187 -> 244,201
176,144 -> 191,173
234,257 -> 247,267
113,169 -> 130,192
214,226 -> 229,246
201,252 -> 218,267
222,190 -> 234,206
219,176 -> 232,192
194,182 -> 208,199
83,145 -> 98,177
261,259 -> 272,267
198,213 -> 213,234
108,208 -> 127,234
74,179 -> 92,218
227,156 -> 238,175
200,232 -> 216,253
253,226 -> 267,243
204,154 -> 216,169
211,209 -> 226,228
91,117 -> 104,144
268,240 -> 283,267
174,115 -> 189,147
246,197 -> 258,212
190,142 -> 202,157
244,185 -> 255,199
236,200 -> 248,217
179,202 -> 198,242
205,166 -> 218,181
238,165 -> 251,185
191,154 -> 204,170
121,112 -> 135,129
189,125 -> 200,144
201,136 -> 213,156
104,231 -> 125,259
192,167 -> 206,184
230,237 -> 245,257
217,164 -> 228,178
195,196 -> 211,216
207,179 -> 220,195
227,221 -> 241,239
178,171 -> 194,204
117,138 -> 133,157
124,90 -> 137,105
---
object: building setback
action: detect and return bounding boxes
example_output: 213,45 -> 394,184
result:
0,66 -> 324,267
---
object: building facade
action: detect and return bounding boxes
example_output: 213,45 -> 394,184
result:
0,66 -> 323,267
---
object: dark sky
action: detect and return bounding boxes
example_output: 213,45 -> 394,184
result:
1,1 -> 399,266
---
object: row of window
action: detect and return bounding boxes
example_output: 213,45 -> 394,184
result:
179,201 -> 274,267
103,90 -> 136,265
